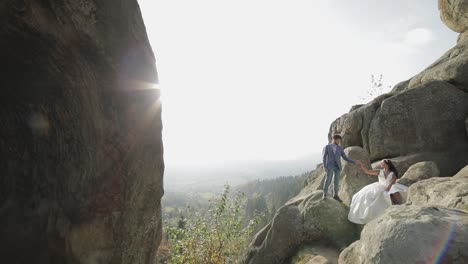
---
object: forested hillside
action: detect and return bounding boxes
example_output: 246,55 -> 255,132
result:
236,172 -> 310,229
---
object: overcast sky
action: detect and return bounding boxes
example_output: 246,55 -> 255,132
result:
138,0 -> 458,166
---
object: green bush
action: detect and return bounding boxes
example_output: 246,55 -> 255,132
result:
165,185 -> 262,264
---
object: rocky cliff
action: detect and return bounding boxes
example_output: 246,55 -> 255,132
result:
244,1 -> 468,263
0,1 -> 163,264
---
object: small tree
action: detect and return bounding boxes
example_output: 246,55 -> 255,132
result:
165,185 -> 262,264
177,214 -> 186,230
359,74 -> 392,103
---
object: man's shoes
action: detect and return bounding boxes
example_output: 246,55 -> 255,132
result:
322,194 -> 327,200
333,196 -> 343,202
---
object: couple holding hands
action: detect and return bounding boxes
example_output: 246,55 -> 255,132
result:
322,135 -> 408,224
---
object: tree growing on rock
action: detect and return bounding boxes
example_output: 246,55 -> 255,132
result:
359,74 -> 392,103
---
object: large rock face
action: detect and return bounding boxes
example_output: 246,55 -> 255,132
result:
0,1 -> 163,264
339,206 -> 468,264
330,81 -> 468,176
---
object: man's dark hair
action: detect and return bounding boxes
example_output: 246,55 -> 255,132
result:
332,135 -> 342,140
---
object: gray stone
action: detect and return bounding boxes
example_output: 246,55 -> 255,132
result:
368,81 -> 468,161
300,192 -> 360,248
408,176 -> 468,211
328,93 -> 395,149
243,191 -> 359,264
390,79 -> 410,93
454,165 -> 468,178
408,41 -> 468,92
306,256 -> 331,264
349,104 -> 365,112
439,0 -> 468,33
337,147 -> 376,206
0,1 -> 163,263
465,117 -> 468,135
288,245 -> 339,264
339,206 -> 468,264
244,205 -> 304,264
397,161 -> 440,187
302,166 -> 328,193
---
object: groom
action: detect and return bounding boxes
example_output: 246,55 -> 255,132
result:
322,134 -> 357,201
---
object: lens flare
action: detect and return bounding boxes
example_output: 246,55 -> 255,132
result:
432,223 -> 457,264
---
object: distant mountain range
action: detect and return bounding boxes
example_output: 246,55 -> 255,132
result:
164,153 -> 322,192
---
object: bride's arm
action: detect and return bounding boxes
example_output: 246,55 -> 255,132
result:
357,161 -> 380,176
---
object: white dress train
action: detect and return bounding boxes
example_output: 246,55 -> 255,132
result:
348,169 -> 408,224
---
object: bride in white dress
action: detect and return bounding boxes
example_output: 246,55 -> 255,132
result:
348,159 -> 408,224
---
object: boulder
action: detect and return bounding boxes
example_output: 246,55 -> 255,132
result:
349,104 -> 365,112
368,81 -> 468,160
397,161 -> 440,187
306,256 -> 331,264
329,93 -> 394,149
408,41 -> 468,91
408,177 -> 468,211
454,165 -> 468,178
0,1 -> 163,263
244,205 -> 304,264
243,191 -> 359,264
390,79 -> 410,93
302,166 -> 327,193
288,244 -> 339,264
339,206 -> 468,264
300,192 -> 359,248
336,147 -> 376,206
439,0 -> 468,33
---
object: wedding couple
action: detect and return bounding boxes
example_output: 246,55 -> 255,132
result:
322,135 -> 408,224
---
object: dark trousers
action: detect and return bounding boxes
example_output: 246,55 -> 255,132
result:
323,167 -> 341,197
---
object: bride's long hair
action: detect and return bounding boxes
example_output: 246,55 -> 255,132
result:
383,159 -> 399,178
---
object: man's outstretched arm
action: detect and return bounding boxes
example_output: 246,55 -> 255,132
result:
341,149 -> 356,164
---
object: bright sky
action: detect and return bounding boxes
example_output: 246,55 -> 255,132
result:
138,0 -> 457,166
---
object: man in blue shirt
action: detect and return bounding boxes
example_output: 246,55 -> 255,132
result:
322,135 -> 357,201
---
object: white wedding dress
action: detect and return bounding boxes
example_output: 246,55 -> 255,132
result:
348,169 -> 408,224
